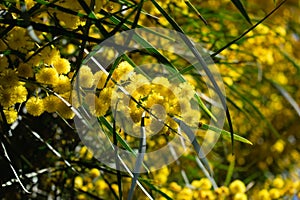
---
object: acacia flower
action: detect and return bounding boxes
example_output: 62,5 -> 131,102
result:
18,63 -> 34,78
52,58 -> 71,74
36,67 -> 59,85
0,69 -> 19,88
43,95 -> 60,113
26,96 -> 44,116
54,75 -> 71,93
229,180 -> 246,194
78,65 -> 94,88
3,109 -> 18,124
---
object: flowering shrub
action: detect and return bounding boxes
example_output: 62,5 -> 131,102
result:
0,0 -> 300,199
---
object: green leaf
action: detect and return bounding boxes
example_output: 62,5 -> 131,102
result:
141,179 -> 173,200
200,123 -> 253,145
230,0 -> 252,25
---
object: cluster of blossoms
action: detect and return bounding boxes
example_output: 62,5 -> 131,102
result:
1,0 -> 300,199
79,60 -> 200,137
253,176 -> 300,200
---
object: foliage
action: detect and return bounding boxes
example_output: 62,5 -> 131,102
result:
0,0 -> 300,199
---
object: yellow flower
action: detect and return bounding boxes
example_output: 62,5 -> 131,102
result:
176,187 -> 193,200
26,96 -> 44,116
181,109 -> 201,127
158,188 -> 174,200
229,180 -> 246,194
0,56 -> 9,71
169,182 -> 182,192
271,139 -> 285,153
95,179 -> 108,192
3,109 -> 18,124
53,75 -> 71,93
0,69 -> 19,88
56,102 -> 75,119
99,87 -> 112,103
112,61 -> 134,82
18,63 -> 33,78
7,27 -> 34,52
40,47 -> 60,65
0,85 -> 27,108
74,176 -> 83,188
79,146 -> 93,160
174,82 -> 195,101
269,188 -> 281,199
43,95 -> 60,113
36,67 -> 59,85
191,178 -> 212,190
215,186 -> 230,197
78,65 -> 94,88
85,93 -> 110,117
272,177 -> 284,189
93,70 -> 113,89
14,85 -> 28,104
89,168 -> 100,178
199,190 -> 215,200
233,193 -> 248,200
0,87 -> 17,108
52,58 -> 71,74
258,189 -> 271,200
155,167 -> 169,185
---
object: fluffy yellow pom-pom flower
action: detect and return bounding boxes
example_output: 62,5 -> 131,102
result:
26,96 -> 44,116
36,67 -> 59,85
229,180 -> 246,194
3,109 -> 18,124
52,58 -> 71,74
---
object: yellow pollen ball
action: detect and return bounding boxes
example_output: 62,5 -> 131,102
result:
26,96 -> 44,116
229,180 -> 246,194
52,58 -> 71,74
36,67 -> 59,85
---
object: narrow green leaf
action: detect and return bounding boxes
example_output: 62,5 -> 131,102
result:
200,123 -> 253,145
230,0 -> 252,25
98,116 -> 138,157
211,0 -> 287,58
184,0 -> 207,25
140,179 -> 173,200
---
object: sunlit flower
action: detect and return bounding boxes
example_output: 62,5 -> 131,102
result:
56,101 -> 75,119
52,58 -> 71,74
258,189 -> 270,200
53,75 -> 71,93
233,192 -> 248,200
36,67 -> 59,85
191,178 -> 212,190
269,188 -> 281,199
3,109 -> 18,124
43,95 -> 60,113
89,168 -> 100,178
112,61 -> 134,82
229,180 -> 246,194
26,96 -> 44,116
